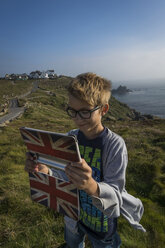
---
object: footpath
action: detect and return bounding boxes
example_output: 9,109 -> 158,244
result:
0,81 -> 38,126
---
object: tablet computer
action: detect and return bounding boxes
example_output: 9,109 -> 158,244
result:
20,126 -> 81,170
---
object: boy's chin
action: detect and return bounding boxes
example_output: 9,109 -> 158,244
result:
78,124 -> 88,131
79,125 -> 91,133
77,123 -> 88,129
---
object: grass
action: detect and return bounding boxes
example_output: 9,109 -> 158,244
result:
0,80 -> 33,106
0,78 -> 165,247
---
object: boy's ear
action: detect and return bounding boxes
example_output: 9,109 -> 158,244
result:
102,104 -> 109,116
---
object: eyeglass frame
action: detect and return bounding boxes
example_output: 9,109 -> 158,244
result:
66,105 -> 102,119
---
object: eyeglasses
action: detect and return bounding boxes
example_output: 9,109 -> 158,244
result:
66,106 -> 101,119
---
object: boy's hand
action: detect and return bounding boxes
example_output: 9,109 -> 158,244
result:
65,159 -> 99,197
25,152 -> 49,174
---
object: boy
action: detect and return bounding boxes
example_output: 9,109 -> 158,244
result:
25,73 -> 145,248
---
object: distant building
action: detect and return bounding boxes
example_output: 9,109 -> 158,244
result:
5,73 -> 29,80
46,69 -> 56,78
29,70 -> 57,79
5,74 -> 12,79
4,69 -> 57,80
48,70 -> 54,78
41,71 -> 49,79
21,73 -> 29,80
29,71 -> 42,79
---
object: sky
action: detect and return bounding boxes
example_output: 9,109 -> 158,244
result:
1,0 -> 165,82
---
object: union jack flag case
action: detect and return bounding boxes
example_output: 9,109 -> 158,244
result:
20,127 -> 80,220
20,127 -> 81,170
29,172 -> 79,220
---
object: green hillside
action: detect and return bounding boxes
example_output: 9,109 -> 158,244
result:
0,78 -> 165,247
0,80 -> 33,105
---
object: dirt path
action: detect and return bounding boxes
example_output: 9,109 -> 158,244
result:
0,81 -> 39,125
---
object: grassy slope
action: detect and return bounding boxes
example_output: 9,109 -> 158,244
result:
0,80 -> 33,105
0,78 -> 165,248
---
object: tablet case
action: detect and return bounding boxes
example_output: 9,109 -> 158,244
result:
20,127 -> 80,220
29,171 -> 79,220
20,126 -> 81,170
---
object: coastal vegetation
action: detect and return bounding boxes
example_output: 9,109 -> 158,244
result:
0,77 -> 165,247
0,80 -> 33,105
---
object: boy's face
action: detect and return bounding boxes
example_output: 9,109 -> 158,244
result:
68,94 -> 106,138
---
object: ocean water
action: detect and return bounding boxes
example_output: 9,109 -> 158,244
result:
113,84 -> 165,119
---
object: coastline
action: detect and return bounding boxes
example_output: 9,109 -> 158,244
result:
112,85 -> 165,119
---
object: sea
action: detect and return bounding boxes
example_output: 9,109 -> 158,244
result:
112,81 -> 165,119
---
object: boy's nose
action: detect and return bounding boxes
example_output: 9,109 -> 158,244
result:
74,113 -> 82,121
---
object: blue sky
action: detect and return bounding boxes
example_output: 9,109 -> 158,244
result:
1,0 -> 165,82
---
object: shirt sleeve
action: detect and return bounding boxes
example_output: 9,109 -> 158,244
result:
91,135 -> 128,218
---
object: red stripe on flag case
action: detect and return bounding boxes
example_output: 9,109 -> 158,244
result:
59,181 -> 73,187
30,178 -> 57,210
26,143 -> 78,161
30,178 -> 78,207
26,132 -> 78,162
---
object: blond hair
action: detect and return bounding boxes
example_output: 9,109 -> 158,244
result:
68,73 -> 111,106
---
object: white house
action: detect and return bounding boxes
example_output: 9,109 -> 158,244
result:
29,69 -> 57,79
41,71 -> 49,79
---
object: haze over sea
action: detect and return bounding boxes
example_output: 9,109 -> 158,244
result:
112,81 -> 165,119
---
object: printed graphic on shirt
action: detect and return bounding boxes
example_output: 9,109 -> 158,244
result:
79,145 -> 108,232
79,146 -> 101,181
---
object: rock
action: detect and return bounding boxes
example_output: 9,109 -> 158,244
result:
142,114 -> 154,120
112,85 -> 132,95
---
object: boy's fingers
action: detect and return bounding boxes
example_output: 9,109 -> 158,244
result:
65,166 -> 88,181
70,162 -> 86,170
69,162 -> 91,174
